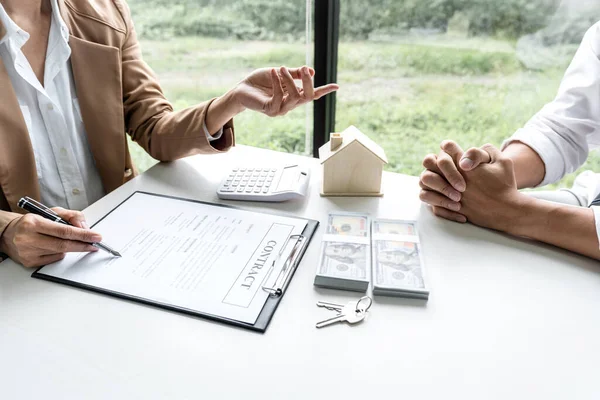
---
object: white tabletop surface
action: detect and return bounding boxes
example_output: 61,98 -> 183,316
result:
1,145 -> 600,400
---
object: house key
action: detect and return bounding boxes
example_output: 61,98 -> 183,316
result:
315,300 -> 366,328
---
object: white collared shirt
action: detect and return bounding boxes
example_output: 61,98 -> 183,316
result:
0,0 -> 104,211
0,1 -> 222,211
503,21 -> 600,244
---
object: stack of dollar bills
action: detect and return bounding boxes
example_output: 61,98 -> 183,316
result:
371,219 -> 429,300
314,212 -> 371,292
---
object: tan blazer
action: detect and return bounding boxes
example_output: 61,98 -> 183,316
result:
0,0 -> 235,238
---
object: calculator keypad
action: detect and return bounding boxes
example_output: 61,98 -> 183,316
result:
220,168 -> 278,194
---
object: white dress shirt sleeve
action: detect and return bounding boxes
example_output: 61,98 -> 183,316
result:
502,22 -> 600,187
203,120 -> 223,142
502,22 -> 600,249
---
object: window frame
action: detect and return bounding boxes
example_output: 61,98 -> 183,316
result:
312,0 -> 340,157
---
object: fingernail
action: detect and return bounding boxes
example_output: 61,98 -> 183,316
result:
81,220 -> 89,229
456,215 -> 467,223
455,182 -> 466,192
449,192 -> 461,202
91,234 -> 102,242
449,202 -> 461,211
89,246 -> 99,252
460,157 -> 474,170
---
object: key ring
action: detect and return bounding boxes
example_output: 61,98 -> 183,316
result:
356,296 -> 372,313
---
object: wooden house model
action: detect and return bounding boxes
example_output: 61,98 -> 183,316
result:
318,126 -> 388,197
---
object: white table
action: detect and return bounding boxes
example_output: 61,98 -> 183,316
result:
1,145 -> 600,400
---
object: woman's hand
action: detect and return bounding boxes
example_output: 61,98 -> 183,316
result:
0,207 -> 102,268
235,66 -> 339,117
205,65 -> 339,134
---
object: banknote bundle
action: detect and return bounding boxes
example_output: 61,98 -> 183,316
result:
371,219 -> 429,300
314,212 -> 371,292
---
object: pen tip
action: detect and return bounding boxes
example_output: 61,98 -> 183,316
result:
113,251 -> 122,257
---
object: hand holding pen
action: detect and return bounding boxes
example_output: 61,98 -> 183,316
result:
0,197 -> 120,268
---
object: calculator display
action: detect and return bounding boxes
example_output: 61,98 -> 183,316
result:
275,166 -> 298,192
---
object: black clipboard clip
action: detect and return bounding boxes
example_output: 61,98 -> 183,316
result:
262,234 -> 306,298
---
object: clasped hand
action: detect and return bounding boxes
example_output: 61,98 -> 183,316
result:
419,141 -> 527,233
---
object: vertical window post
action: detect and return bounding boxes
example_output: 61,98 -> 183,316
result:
313,0 -> 340,157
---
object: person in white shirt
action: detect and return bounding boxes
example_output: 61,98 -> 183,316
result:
0,0 -> 338,267
419,21 -> 600,260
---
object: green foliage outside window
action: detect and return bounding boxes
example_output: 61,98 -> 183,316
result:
130,0 -> 598,44
126,0 -> 600,189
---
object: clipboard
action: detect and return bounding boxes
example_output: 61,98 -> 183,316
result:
32,191 -> 319,333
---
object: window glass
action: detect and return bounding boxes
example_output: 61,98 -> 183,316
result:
127,0 -> 312,172
335,1 -> 600,188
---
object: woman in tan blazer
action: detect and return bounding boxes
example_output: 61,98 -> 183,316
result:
0,0 -> 338,267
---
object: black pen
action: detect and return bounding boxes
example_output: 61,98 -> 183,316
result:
18,196 -> 122,257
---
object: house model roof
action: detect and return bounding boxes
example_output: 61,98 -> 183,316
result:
319,125 -> 388,164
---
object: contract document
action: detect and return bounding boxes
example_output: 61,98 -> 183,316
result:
35,192 -> 309,325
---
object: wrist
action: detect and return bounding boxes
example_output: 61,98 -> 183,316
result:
502,142 -> 545,189
503,194 -> 546,238
222,86 -> 246,116
0,217 -> 19,255
205,88 -> 246,135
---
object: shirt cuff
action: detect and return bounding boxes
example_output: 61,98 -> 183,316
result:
562,170 -> 600,207
590,206 -> 600,249
203,120 -> 223,142
501,127 -> 566,187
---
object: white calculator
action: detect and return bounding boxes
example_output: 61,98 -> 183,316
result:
217,165 -> 311,202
